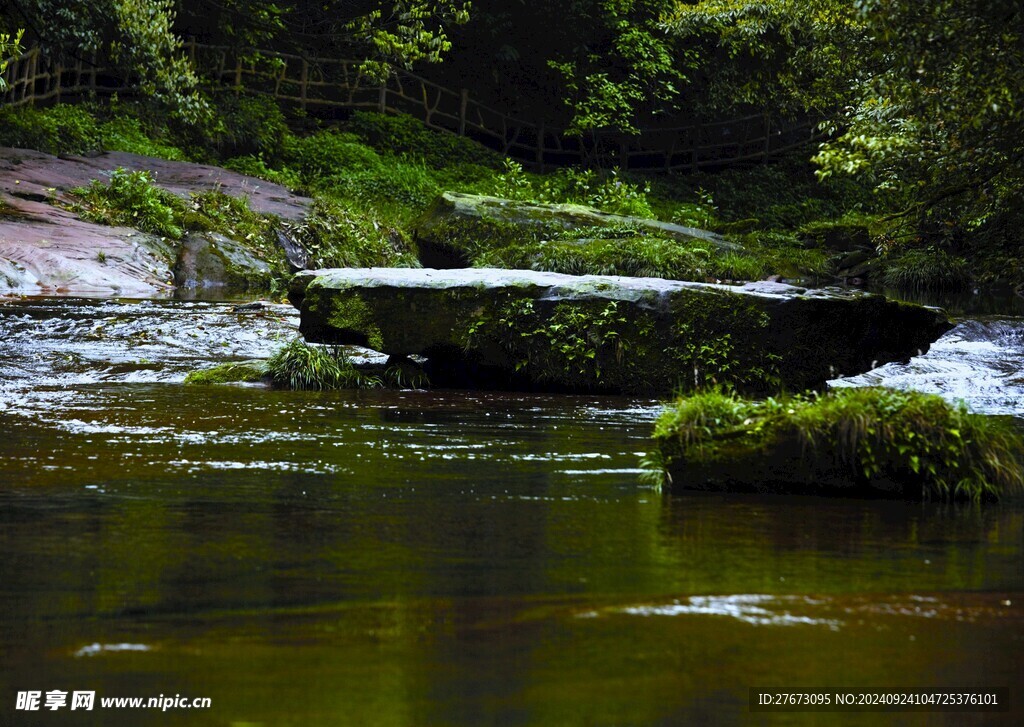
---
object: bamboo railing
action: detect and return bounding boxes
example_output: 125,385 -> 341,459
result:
1,44 -> 822,171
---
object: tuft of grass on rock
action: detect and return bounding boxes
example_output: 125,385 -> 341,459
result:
647,387 -> 1024,502
265,338 -> 383,390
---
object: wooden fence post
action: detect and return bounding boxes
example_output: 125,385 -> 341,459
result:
459,88 -> 468,136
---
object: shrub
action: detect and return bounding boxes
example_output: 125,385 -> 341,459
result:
0,104 -> 101,155
881,248 -> 972,292
98,116 -> 187,160
283,129 -> 383,179
347,111 -> 501,169
73,168 -> 185,238
326,160 -> 440,210
648,387 -> 1024,501
284,195 -> 418,268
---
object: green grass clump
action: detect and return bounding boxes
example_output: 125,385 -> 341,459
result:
648,387 -> 1024,502
882,248 -> 972,292
265,338 -> 384,390
184,361 -> 267,385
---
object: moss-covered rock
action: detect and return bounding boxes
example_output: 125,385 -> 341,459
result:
648,388 -> 1024,501
184,360 -> 267,385
173,232 -> 274,292
412,192 -> 741,270
290,268 -> 952,395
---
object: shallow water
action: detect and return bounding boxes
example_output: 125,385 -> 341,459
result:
1,296 -> 1023,725
832,317 -> 1024,416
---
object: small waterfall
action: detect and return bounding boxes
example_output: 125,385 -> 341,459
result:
832,317 -> 1024,417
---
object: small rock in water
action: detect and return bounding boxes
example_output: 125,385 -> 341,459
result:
232,302 -> 265,312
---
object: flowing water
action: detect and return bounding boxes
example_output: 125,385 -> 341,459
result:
1,296 -> 1023,726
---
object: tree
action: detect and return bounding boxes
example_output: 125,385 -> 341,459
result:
547,0 -> 688,134
177,1 -> 471,80
814,0 -> 1024,240
660,0 -> 867,118
0,27 -> 24,92
4,0 -> 206,121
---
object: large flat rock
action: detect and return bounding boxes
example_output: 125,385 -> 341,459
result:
0,147 -> 311,295
290,268 -> 953,394
413,192 -> 740,269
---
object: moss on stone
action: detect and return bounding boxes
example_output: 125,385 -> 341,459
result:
324,293 -> 385,351
184,360 -> 267,385
648,388 -> 1024,502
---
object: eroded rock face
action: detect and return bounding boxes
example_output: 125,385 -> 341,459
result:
412,192 -> 740,268
0,147 -> 310,295
290,268 -> 952,395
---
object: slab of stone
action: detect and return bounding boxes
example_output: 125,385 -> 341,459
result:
290,268 -> 952,394
413,192 -> 740,268
0,147 -> 311,294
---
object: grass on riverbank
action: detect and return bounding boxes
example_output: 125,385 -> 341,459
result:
646,387 -> 1024,502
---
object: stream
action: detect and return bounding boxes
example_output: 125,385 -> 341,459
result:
1,295 -> 1022,725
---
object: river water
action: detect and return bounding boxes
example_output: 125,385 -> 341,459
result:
1,296 -> 1022,725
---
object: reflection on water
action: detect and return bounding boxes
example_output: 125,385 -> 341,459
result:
1,297 -> 1023,725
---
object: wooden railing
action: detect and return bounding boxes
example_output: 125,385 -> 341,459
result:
1,44 -> 822,171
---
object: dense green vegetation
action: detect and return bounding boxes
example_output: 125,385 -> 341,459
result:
0,99 -> 848,284
4,0 -> 1021,288
647,388 -> 1024,501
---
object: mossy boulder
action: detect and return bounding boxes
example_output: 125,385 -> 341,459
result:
649,388 -> 1024,501
412,192 -> 741,269
184,360 -> 268,385
173,232 -> 273,292
290,268 -> 952,395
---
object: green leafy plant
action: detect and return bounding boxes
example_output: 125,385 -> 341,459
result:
0,104 -> 101,155
73,168 -> 185,238
285,195 -> 418,269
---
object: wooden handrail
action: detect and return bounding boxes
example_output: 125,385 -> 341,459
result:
0,43 -> 820,171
